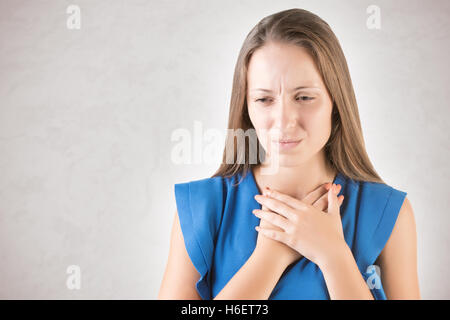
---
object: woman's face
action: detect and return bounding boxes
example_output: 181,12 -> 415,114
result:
246,41 -> 334,166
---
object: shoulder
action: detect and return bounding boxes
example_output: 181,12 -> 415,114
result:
174,172 -> 244,203
347,176 -> 404,198
174,175 -> 231,235
341,175 -> 411,268
344,176 -> 407,213
355,178 -> 409,234
175,175 -> 226,191
175,175 -> 227,205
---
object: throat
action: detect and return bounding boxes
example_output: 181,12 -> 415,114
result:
252,165 -> 337,200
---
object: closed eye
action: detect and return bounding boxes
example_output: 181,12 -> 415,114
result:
296,96 -> 314,101
254,96 -> 315,104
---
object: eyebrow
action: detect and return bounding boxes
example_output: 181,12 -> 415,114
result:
249,86 -> 320,93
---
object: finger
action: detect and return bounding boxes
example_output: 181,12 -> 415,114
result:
339,195 -> 344,206
259,204 -> 285,230
260,204 -> 275,225
302,182 -> 332,205
254,194 -> 299,221
252,209 -> 291,231
312,184 -> 342,211
255,226 -> 290,245
263,187 -> 308,212
327,184 -> 340,214
312,189 -> 330,211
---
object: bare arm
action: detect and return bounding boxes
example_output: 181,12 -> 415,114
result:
376,196 -> 421,299
213,249 -> 289,300
318,243 -> 374,299
157,211 -> 202,299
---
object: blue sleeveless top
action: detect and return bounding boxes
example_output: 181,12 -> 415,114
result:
174,170 -> 407,300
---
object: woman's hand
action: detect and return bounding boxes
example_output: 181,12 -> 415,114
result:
253,183 -> 346,268
253,182 -> 344,267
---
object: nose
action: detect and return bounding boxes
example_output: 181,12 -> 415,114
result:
273,96 -> 298,130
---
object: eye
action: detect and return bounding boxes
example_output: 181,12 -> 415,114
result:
296,96 -> 315,101
255,98 -> 271,104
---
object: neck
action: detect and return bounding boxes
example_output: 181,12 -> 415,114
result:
254,151 -> 337,200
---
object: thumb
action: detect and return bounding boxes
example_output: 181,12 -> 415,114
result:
327,184 -> 339,214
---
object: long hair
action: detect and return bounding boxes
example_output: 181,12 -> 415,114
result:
211,8 -> 384,185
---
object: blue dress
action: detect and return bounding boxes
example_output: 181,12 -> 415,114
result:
174,169 -> 407,300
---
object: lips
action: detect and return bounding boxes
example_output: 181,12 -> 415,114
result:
272,139 -> 302,151
275,139 -> 302,143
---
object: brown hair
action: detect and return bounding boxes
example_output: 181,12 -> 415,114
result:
211,8 -> 384,185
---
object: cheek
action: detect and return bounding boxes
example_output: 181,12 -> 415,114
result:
248,107 -> 272,147
302,105 -> 333,143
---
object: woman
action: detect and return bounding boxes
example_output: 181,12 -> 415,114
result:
158,8 -> 420,300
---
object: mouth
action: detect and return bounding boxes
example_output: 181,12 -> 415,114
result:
272,139 -> 303,150
276,139 -> 302,143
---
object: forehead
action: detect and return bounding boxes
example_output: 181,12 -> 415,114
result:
247,42 -> 324,90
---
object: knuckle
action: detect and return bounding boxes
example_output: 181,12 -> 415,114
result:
300,201 -> 310,211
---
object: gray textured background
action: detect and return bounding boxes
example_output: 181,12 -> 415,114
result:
0,0 -> 449,299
